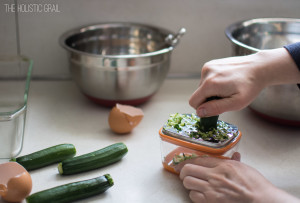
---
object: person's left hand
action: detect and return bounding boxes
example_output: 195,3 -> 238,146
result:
175,153 -> 287,203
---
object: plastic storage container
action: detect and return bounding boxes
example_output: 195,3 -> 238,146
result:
159,120 -> 242,174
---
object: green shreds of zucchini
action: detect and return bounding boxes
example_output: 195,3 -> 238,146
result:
173,153 -> 198,165
10,144 -> 76,171
26,174 -> 113,203
164,113 -> 233,142
58,142 -> 128,175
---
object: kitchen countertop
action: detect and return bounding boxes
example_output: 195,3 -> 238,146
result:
1,79 -> 300,202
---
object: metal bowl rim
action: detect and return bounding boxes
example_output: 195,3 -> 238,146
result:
59,22 -> 175,58
225,18 -> 300,52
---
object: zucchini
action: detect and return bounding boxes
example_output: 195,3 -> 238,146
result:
58,142 -> 128,175
11,144 -> 76,171
200,115 -> 219,132
26,174 -> 113,203
200,96 -> 221,132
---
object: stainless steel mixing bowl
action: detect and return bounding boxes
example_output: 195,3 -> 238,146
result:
226,18 -> 300,126
60,22 -> 185,106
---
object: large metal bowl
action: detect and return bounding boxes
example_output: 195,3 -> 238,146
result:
60,22 -> 185,106
226,18 -> 300,126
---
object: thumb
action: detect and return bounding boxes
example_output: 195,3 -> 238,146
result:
231,152 -> 241,161
196,97 -> 237,117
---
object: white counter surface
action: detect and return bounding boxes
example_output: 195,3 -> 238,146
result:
1,79 -> 300,203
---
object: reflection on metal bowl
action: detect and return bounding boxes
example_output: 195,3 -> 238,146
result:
226,18 -> 300,126
60,22 -> 185,107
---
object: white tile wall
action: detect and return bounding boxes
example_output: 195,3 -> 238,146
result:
1,0 -> 299,78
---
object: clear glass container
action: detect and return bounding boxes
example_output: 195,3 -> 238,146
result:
0,55 -> 33,159
159,124 -> 242,174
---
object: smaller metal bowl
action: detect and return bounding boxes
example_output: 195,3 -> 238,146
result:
226,18 -> 300,126
60,22 -> 185,106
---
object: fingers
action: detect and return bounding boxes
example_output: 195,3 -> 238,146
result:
179,156 -> 228,181
196,97 -> 240,117
180,164 -> 211,181
189,87 -> 207,110
179,155 -> 244,202
175,156 -> 225,172
189,81 -> 240,117
183,175 -> 210,191
189,67 -> 213,109
189,60 -> 248,116
189,191 -> 206,203
231,152 -> 241,161
177,154 -> 242,178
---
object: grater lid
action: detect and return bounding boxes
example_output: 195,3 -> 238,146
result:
161,114 -> 240,149
162,121 -> 239,148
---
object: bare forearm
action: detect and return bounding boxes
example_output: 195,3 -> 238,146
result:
256,48 -> 300,86
254,186 -> 300,203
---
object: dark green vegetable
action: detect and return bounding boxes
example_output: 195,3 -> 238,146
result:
26,174 -> 113,203
200,115 -> 219,132
10,144 -> 76,171
200,96 -> 221,131
58,142 -> 128,175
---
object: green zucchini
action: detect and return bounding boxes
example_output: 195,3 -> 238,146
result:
200,96 -> 221,132
26,174 -> 113,203
11,144 -> 76,171
200,115 -> 219,132
58,142 -> 128,175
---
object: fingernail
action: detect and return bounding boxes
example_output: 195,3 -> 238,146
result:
197,108 -> 207,117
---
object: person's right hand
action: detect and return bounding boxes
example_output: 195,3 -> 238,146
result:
189,48 -> 300,117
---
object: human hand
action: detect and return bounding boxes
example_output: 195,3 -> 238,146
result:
189,53 -> 267,117
189,48 -> 300,117
176,153 -> 300,203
